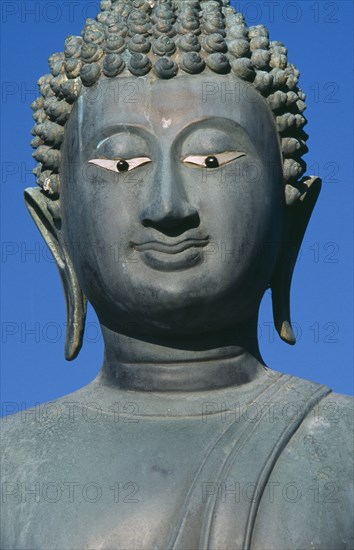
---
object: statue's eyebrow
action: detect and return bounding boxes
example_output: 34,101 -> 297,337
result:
83,125 -> 155,156
174,117 -> 247,140
173,117 -> 255,153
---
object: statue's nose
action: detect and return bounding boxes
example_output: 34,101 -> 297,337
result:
140,165 -> 199,231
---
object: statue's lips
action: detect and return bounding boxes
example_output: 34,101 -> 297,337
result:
132,238 -> 209,271
132,238 -> 209,255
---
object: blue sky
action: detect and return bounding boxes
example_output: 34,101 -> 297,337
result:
1,0 -> 353,416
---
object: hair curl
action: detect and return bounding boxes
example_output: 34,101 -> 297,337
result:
31,0 -> 308,198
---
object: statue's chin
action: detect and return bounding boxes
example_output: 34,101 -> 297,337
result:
77,242 -> 268,338
93,288 -> 260,340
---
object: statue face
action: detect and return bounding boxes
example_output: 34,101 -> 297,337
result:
60,74 -> 284,336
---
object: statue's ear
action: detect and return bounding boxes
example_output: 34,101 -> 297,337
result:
24,187 -> 87,360
271,176 -> 321,344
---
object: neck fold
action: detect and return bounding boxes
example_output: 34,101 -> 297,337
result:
99,319 -> 265,392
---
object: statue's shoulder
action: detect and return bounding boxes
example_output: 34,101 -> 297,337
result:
293,388 -> 353,461
265,371 -> 353,452
275,378 -> 354,503
252,382 -> 354,549
0,383 -> 100,462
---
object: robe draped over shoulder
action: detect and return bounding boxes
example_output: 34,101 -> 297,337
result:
1,372 -> 353,549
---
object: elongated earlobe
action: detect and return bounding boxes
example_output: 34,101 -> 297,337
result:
271,176 -> 321,344
24,188 -> 87,360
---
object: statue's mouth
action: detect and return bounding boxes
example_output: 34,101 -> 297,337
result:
131,238 -> 209,271
132,237 -> 209,255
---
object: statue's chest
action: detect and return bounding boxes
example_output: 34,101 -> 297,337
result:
8,417 -> 219,549
6,416 -> 286,549
5,376 -> 329,549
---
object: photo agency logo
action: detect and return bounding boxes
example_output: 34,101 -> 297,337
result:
1,74 -> 143,107
0,235 -> 341,268
200,398 -> 340,424
1,399 -> 141,423
229,2 -> 340,25
1,480 -> 140,504
1,1 -> 340,25
0,157 -> 341,192
0,318 -> 340,348
201,479 -> 339,504
1,1 -> 99,25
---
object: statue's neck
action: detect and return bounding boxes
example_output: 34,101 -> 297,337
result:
99,319 -> 265,392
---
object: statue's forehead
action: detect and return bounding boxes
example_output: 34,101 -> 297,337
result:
72,74 -> 278,153
79,74 -> 265,119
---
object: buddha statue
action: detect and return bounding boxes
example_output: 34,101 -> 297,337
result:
1,1 -> 353,548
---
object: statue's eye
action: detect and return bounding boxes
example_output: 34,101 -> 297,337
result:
183,151 -> 246,168
88,157 -> 151,172
205,156 -> 219,169
116,160 -> 129,172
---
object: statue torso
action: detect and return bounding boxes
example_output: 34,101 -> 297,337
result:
1,370 -> 353,549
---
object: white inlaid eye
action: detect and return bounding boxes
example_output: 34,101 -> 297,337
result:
88,157 -> 151,172
183,151 -> 246,168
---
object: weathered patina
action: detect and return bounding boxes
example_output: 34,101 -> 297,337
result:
1,1 -> 353,548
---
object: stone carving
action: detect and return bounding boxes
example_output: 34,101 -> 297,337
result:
1,1 -> 353,549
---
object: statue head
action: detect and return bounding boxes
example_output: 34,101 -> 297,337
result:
25,0 -> 321,360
